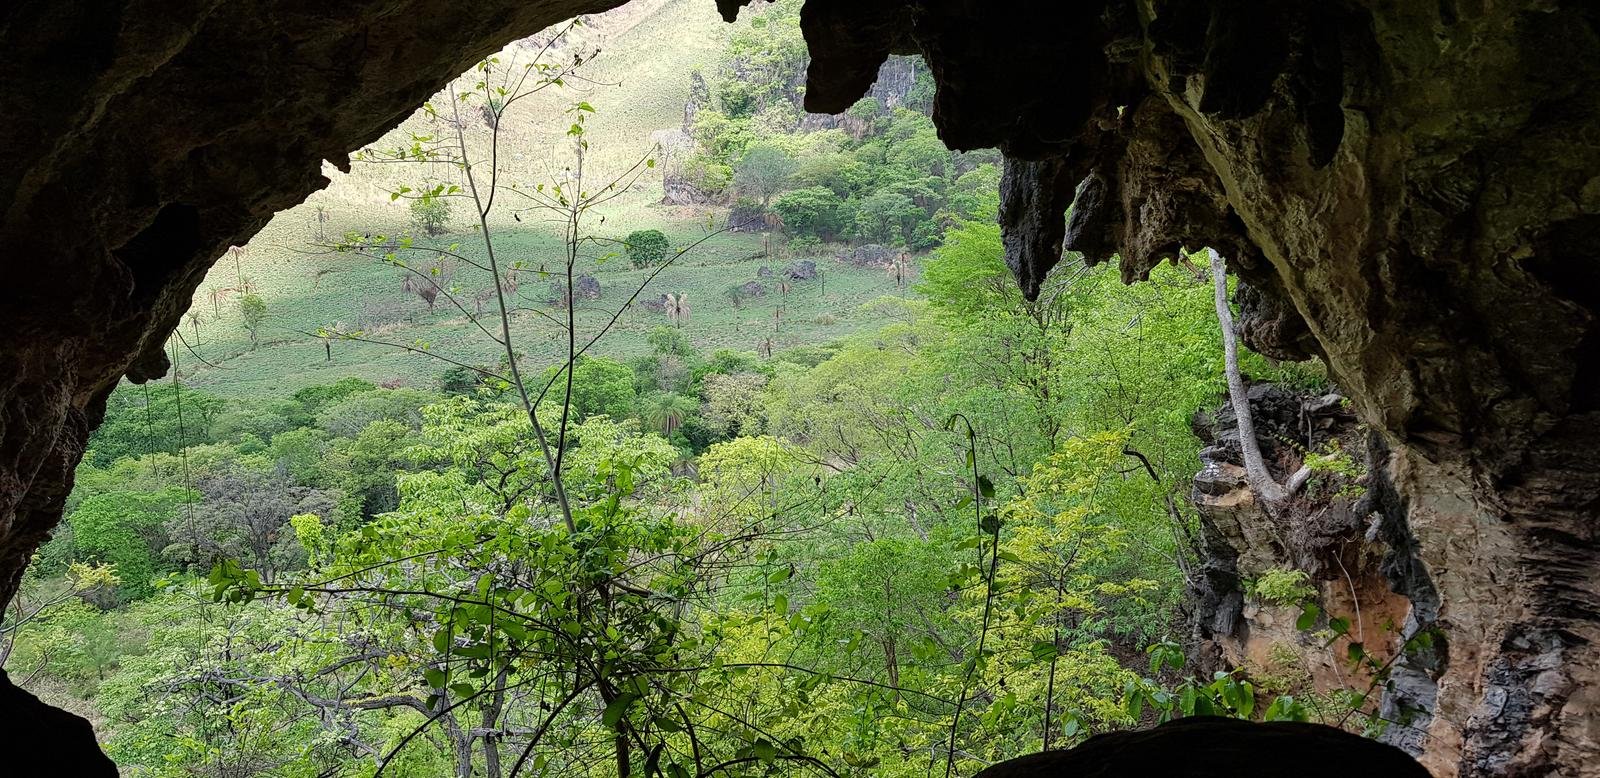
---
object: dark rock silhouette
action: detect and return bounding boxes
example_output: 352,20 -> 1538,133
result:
0,670 -> 117,777
976,718 -> 1430,778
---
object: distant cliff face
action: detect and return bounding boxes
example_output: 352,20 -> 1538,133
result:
797,55 -> 924,136
1,1 -> 1597,775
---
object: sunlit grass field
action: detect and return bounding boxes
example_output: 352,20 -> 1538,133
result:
179,0 -> 915,397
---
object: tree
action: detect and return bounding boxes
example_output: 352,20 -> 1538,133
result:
640,391 -> 698,437
814,536 -> 953,694
326,419 -> 412,523
700,371 -> 769,438
439,365 -> 482,394
288,377 -> 377,425
773,186 -> 846,241
67,490 -> 183,601
164,466 -> 336,580
1209,248 -> 1310,503
887,127 -> 953,177
238,293 -> 267,345
409,196 -> 452,236
314,387 -> 429,437
624,228 -> 670,268
856,190 -> 924,244
539,356 -> 637,420
646,324 -> 695,358
86,383 -> 225,466
734,142 -> 796,207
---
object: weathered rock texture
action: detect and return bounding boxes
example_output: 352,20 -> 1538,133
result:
1188,383 -> 1445,758
797,55 -> 923,136
2,1 -> 1598,775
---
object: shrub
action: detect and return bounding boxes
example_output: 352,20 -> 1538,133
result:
790,235 -> 821,254
1252,568 -> 1316,606
408,197 -> 452,236
439,366 -> 483,395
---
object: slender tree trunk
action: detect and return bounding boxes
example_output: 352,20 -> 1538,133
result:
1209,249 -> 1308,503
482,670 -> 508,778
437,703 -> 473,778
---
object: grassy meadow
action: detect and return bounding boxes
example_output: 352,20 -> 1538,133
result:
179,0 -> 914,397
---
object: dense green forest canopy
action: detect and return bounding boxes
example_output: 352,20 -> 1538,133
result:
0,3 -> 1384,777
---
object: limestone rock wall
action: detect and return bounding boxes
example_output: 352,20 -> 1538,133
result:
1187,382 -> 1444,759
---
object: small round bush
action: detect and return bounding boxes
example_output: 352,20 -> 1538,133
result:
625,229 -> 671,268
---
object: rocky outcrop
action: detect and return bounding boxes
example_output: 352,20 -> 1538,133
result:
839,243 -> 892,267
781,259 -> 818,281
651,127 -> 710,206
657,70 -> 715,205
797,55 -> 923,134
1188,382 -> 1444,757
548,274 -> 603,306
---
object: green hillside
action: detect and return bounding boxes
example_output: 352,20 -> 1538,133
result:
181,0 -> 909,397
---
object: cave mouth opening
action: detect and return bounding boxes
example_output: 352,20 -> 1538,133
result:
3,1 -> 1600,776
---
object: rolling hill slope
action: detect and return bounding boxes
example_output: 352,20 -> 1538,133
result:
179,0 -> 912,398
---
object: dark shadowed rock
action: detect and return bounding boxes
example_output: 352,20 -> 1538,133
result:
841,244 -> 891,267
0,670 -> 117,776
975,718 -> 1430,778
782,260 -> 818,281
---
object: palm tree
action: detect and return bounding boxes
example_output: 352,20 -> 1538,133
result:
227,245 -> 247,287
641,392 -> 698,436
665,293 -> 690,328
185,310 -> 202,345
887,252 -> 912,291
